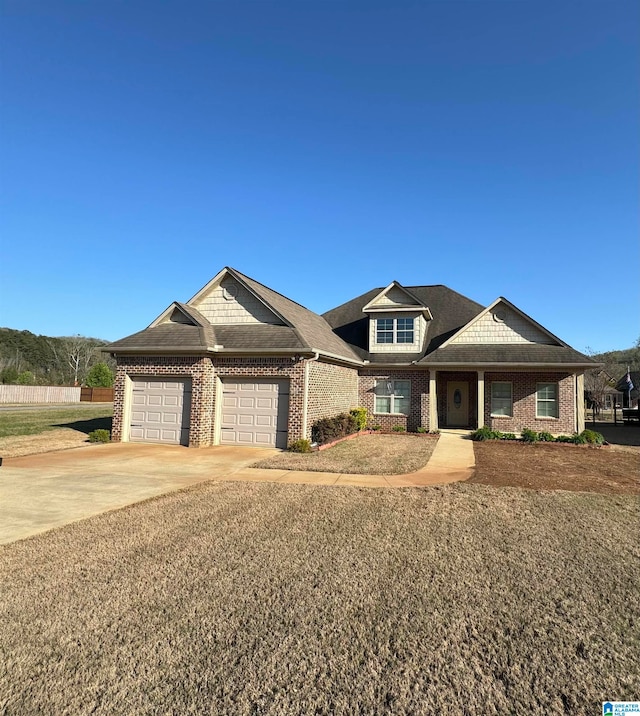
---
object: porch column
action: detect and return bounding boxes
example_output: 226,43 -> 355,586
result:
429,370 -> 438,431
576,373 -> 585,433
477,370 -> 485,428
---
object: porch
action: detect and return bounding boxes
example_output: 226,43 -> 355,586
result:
428,369 -> 584,434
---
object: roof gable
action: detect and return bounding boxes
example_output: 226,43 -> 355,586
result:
150,302 -> 209,328
442,298 -> 562,348
363,282 -> 432,318
187,268 -> 287,326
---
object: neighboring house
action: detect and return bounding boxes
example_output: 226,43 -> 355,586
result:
615,371 -> 639,408
107,267 -> 596,448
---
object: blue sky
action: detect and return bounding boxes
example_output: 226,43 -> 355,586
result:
1,0 -> 638,353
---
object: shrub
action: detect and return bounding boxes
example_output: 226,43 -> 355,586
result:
555,434 -> 574,443
311,413 -> 358,445
85,362 -> 115,388
521,428 -> 538,443
572,432 -> 588,445
416,426 -> 427,433
392,425 -> 406,432
537,431 -> 555,442
501,433 -> 517,441
16,371 -> 35,385
470,426 -> 497,441
580,429 -> 604,446
88,429 -> 110,443
370,424 -> 382,431
288,439 -> 312,453
349,407 -> 368,431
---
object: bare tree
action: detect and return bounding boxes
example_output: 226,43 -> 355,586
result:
584,346 -> 617,413
49,335 -> 103,385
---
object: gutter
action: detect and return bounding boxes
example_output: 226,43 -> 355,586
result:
420,362 -> 600,370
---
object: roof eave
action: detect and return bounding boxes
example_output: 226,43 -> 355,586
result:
421,361 -> 599,369
104,346 -> 213,355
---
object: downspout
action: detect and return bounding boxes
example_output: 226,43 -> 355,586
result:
302,352 -> 320,441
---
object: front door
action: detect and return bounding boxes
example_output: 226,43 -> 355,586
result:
446,381 -> 469,427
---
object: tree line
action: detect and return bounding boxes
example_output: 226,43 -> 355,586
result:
0,328 -> 116,387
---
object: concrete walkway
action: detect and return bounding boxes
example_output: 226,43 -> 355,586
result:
0,432 -> 475,545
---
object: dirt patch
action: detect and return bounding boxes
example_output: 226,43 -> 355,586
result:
0,429 -> 93,458
253,433 -> 439,474
471,441 -> 640,495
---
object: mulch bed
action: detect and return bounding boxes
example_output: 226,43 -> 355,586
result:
470,441 -> 640,495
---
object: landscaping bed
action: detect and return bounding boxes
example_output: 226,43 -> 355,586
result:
253,433 -> 439,475
471,441 -> 640,495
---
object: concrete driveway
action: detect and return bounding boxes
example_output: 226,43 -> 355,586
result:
0,443 -> 276,545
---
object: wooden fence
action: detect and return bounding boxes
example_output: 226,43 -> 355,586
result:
80,387 -> 114,402
0,385 -> 82,404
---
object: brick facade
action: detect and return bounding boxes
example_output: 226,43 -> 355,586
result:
306,361 -> 359,440
112,356 -> 579,447
483,371 -> 576,434
359,369 -> 430,432
113,355 -> 308,448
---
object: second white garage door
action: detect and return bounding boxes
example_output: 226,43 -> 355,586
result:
220,379 -> 290,448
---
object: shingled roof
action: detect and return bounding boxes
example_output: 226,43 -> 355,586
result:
108,270 -> 595,369
107,268 -> 362,362
424,344 -> 594,366
322,284 -> 485,361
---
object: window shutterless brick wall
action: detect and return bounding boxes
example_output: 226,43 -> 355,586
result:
306,361 -> 359,439
483,371 -> 575,434
112,356 -> 214,447
359,369 -> 430,431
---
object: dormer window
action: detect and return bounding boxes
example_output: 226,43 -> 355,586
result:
376,317 -> 414,344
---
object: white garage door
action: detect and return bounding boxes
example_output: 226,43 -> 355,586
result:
220,379 -> 289,448
130,379 -> 192,445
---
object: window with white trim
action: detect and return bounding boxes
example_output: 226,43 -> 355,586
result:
536,383 -> 558,418
374,380 -> 410,415
376,317 -> 414,344
491,382 -> 512,417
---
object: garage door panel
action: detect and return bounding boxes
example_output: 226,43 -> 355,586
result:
130,379 -> 191,446
220,379 -> 289,448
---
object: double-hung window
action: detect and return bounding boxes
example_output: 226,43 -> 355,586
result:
536,383 -> 558,418
491,382 -> 512,417
376,317 -> 414,344
374,380 -> 410,415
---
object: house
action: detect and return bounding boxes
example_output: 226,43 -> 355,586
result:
107,267 -> 596,448
615,370 -> 639,409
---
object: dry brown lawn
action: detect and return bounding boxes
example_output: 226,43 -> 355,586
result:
0,404 -> 113,457
1,481 -> 638,715
254,433 -> 439,474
